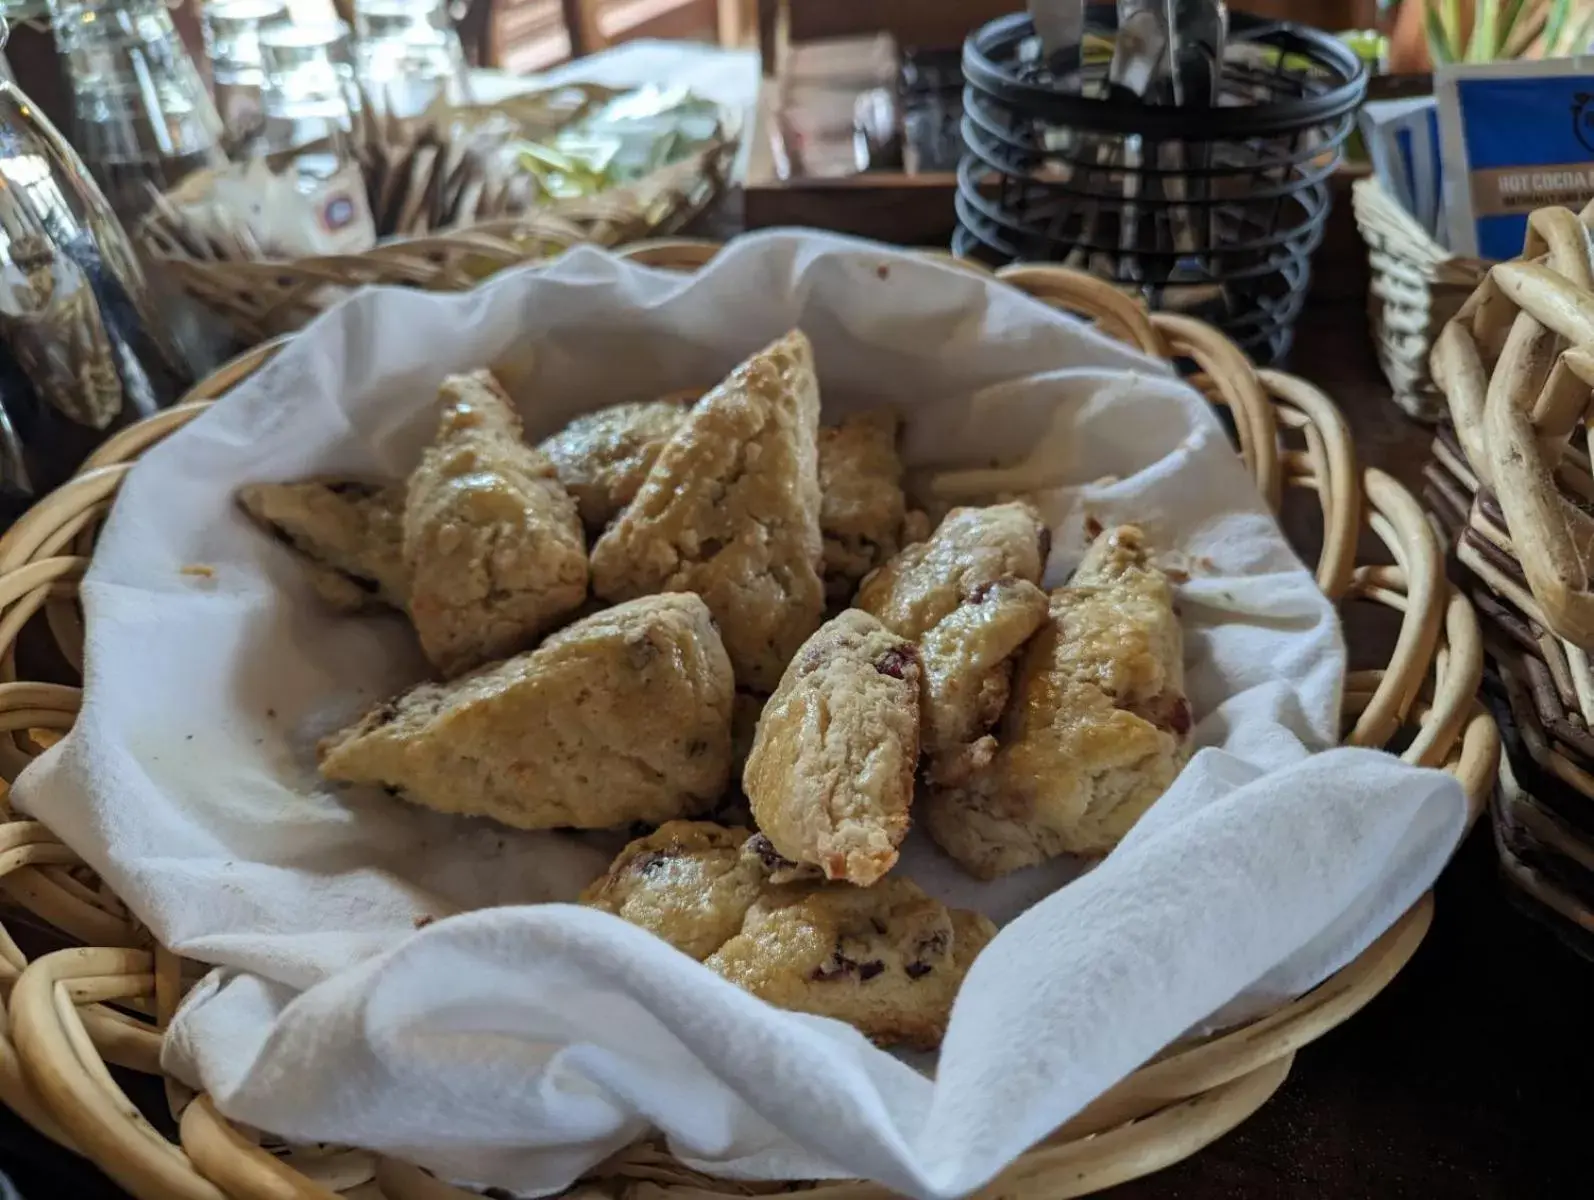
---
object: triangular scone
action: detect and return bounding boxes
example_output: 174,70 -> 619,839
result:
817,411 -> 910,605
237,479 -> 407,612
583,821 -> 996,1050
538,394 -> 697,534
923,526 -> 1191,878
854,501 -> 1051,779
743,610 -> 920,885
589,331 -> 824,692
319,594 -> 734,830
404,370 -> 588,677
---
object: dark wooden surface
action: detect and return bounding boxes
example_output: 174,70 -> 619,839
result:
4,275 -> 1594,1200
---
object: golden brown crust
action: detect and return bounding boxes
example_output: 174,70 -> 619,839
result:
703,875 -> 996,1050
580,822 -> 764,959
403,371 -> 589,677
923,526 -> 1190,878
538,396 -> 696,534
236,479 -> 407,612
817,411 -> 909,605
583,822 -> 994,1049
589,332 -> 825,692
855,501 -> 1050,779
317,593 -> 734,831
743,610 -> 921,886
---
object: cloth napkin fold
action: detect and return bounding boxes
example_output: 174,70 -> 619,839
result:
13,232 -> 1467,1198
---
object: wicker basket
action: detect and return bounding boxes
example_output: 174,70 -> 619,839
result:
145,141 -> 732,348
1420,200 -> 1594,949
0,248 -> 1499,1200
1352,175 -> 1489,422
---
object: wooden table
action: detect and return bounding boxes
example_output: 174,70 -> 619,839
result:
2,291 -> 1591,1200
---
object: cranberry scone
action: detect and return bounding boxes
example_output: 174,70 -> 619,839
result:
854,501 -> 1051,779
923,525 -> 1191,878
589,331 -> 825,692
742,610 -> 921,886
318,594 -> 734,830
816,410 -> 911,605
404,370 -> 588,677
582,821 -> 995,1049
236,479 -> 407,613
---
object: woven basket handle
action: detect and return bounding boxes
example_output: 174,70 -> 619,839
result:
1436,203 -> 1594,647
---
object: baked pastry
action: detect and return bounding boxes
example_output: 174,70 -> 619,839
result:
404,370 -> 589,677
923,525 -> 1190,878
817,411 -> 909,604
704,874 -> 994,1050
538,393 -> 696,534
583,821 -> 995,1048
590,332 -> 825,692
580,821 -> 766,959
743,610 -> 921,886
318,593 -> 734,830
236,480 -> 407,612
855,501 -> 1050,776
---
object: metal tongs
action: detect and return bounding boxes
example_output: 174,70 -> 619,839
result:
1103,0 -> 1228,286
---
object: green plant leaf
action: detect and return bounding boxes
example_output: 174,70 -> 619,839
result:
1543,0 -> 1573,54
1551,1 -> 1594,53
1467,0 -> 1501,60
1425,0 -> 1458,62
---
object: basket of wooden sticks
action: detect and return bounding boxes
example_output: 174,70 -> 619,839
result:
136,84 -> 733,347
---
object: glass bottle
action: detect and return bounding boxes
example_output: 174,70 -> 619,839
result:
47,0 -> 228,226
0,15 -> 191,528
350,0 -> 470,118
202,0 -> 290,155
257,17 -> 358,166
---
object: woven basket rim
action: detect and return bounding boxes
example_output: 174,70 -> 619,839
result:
0,251 -> 1499,1200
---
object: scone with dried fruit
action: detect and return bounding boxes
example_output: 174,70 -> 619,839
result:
583,821 -> 994,1049
404,370 -> 588,676
538,393 -> 696,534
923,525 -> 1190,878
237,479 -> 407,612
855,501 -> 1050,778
743,610 -> 920,886
319,594 -> 733,830
580,822 -> 765,959
817,411 -> 909,604
589,332 -> 824,692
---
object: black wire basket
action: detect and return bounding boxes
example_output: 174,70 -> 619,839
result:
955,9 -> 1367,364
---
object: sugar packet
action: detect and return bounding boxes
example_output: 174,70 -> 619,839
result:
1360,96 -> 1445,242
1438,57 -> 1594,259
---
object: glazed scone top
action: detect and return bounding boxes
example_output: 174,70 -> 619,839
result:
538,394 -> 696,534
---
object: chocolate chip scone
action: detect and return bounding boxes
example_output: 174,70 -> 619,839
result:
318,593 -> 734,830
589,332 -> 824,692
704,875 -> 995,1050
236,479 -> 407,613
854,501 -> 1051,776
817,411 -> 909,605
404,370 -> 589,677
583,821 -> 994,1049
743,610 -> 921,886
538,393 -> 697,534
923,525 -> 1191,878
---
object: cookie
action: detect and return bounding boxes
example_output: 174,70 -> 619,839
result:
236,479 -> 407,613
403,370 -> 589,677
923,525 -> 1190,878
589,332 -> 824,692
318,594 -> 734,830
743,610 -> 921,886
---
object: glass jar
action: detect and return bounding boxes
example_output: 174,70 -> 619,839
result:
202,0 -> 290,154
47,0 -> 227,225
258,17 -> 357,160
351,0 -> 469,118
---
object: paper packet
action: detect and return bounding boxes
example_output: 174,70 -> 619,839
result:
1438,57 -> 1594,258
1360,96 -> 1445,241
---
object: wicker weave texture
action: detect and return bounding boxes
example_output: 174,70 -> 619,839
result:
0,250 -> 1499,1200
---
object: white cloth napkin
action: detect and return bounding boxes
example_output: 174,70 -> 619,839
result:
13,232 -> 1467,1199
